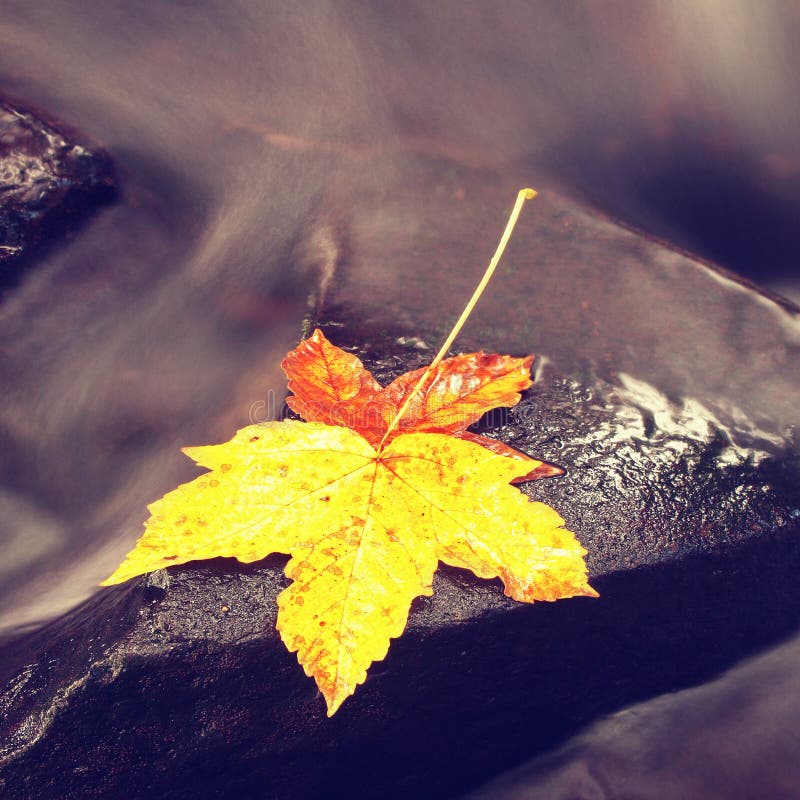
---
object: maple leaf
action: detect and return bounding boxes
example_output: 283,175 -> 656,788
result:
103,330 -> 598,715
104,188 -> 598,714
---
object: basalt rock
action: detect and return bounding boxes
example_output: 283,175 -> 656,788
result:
0,172 -> 798,799
0,99 -> 116,291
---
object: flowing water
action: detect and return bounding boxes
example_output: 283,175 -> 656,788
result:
1,2 -> 799,795
469,631 -> 800,798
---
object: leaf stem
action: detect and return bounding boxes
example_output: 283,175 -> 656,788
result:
378,187 -> 537,450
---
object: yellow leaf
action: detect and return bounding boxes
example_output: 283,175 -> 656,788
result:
103,420 -> 597,715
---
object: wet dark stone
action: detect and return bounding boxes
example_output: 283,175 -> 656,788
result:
0,99 -> 116,291
316,323 -> 800,580
1,173 -> 799,799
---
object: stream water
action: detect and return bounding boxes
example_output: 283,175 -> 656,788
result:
1,2 -> 799,796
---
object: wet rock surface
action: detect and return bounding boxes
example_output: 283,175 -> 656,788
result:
0,99 -> 115,291
319,323 -> 800,579
1,340 -> 798,798
1,173 -> 799,798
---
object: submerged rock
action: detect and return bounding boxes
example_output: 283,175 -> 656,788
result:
467,631 -> 800,799
0,100 -> 115,289
0,171 -> 798,799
